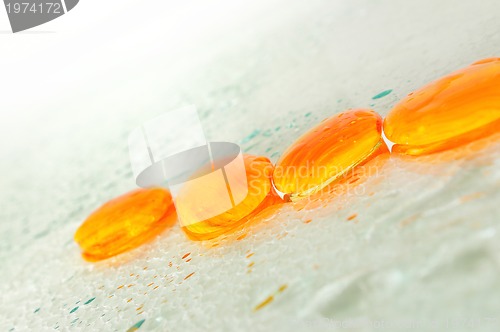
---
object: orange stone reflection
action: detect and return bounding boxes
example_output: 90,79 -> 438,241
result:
74,188 -> 176,261
176,155 -> 283,241
384,57 -> 500,156
291,144 -> 390,211
273,109 -> 385,200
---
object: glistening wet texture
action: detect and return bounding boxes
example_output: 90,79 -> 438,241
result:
74,188 -> 176,261
273,109 -> 385,200
176,155 -> 284,241
384,58 -> 500,155
2,0 -> 500,330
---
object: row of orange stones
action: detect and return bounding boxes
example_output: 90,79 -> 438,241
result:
75,58 -> 500,261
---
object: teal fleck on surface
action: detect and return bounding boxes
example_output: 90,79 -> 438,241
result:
69,306 -> 79,314
84,297 -> 95,305
262,129 -> 273,137
127,319 -> 146,331
372,89 -> 392,99
241,129 -> 260,144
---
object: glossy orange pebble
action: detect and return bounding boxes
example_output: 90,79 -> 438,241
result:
74,188 -> 176,261
176,155 -> 283,241
273,109 -> 386,200
384,57 -> 500,155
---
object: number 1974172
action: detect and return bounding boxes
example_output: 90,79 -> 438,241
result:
6,2 -> 62,14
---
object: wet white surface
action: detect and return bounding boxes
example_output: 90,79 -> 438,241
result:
1,0 -> 500,331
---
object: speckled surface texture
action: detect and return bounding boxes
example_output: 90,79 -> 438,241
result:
1,0 -> 500,331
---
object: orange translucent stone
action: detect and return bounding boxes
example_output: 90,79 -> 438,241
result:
177,155 -> 282,241
384,57 -> 500,155
74,188 -> 176,261
273,109 -> 385,200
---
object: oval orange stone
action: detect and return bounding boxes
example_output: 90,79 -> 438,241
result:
273,109 -> 384,200
384,57 -> 500,155
74,188 -> 176,261
176,155 -> 282,241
